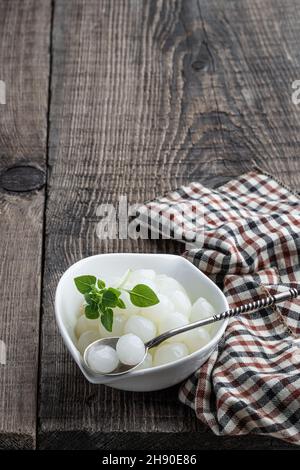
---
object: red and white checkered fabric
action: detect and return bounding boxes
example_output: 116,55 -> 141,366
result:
142,171 -> 300,445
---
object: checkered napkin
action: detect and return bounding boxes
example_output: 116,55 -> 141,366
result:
140,171 -> 300,445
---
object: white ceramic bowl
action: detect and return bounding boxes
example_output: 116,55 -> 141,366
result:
55,253 -> 228,392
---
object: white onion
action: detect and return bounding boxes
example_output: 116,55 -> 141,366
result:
140,293 -> 174,324
156,275 -> 187,296
153,342 -> 189,366
158,312 -> 188,341
171,290 -> 192,318
124,315 -> 156,343
99,313 -> 126,338
135,352 -> 153,370
77,330 -> 101,355
75,315 -> 100,338
86,344 -> 119,374
116,333 -> 146,366
182,328 -> 211,353
190,297 -> 215,333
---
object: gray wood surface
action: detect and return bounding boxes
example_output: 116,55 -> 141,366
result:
1,0 -> 300,450
0,0 -> 51,449
38,0 -> 300,450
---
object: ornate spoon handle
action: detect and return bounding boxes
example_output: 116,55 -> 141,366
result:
146,288 -> 298,349
212,287 -> 298,322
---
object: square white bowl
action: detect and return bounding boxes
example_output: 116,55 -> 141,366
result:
55,253 -> 228,391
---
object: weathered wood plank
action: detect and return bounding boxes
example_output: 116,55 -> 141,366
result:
0,0 -> 51,449
39,0 -> 300,449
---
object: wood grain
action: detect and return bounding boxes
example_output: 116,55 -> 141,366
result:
38,0 -> 300,449
0,0 -> 50,449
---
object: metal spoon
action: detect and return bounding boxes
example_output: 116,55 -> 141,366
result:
83,287 -> 298,376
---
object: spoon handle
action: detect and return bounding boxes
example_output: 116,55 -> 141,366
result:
145,287 -> 298,350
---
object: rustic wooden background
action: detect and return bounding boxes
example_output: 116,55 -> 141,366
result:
0,0 -> 300,450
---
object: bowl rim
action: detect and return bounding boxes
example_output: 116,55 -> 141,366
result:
55,253 -> 229,382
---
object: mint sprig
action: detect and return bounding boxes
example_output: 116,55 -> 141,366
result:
74,275 -> 159,332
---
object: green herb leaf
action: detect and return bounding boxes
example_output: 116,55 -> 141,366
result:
108,287 -> 121,297
101,308 -> 113,332
117,298 -> 126,309
102,288 -> 119,308
97,303 -> 106,315
84,292 -> 95,305
128,284 -> 159,308
97,279 -> 106,290
89,288 -> 102,304
85,304 -> 100,319
74,275 -> 96,294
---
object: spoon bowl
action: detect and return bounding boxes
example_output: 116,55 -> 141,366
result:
84,337 -> 147,376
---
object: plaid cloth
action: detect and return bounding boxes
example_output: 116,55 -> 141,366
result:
140,171 -> 300,445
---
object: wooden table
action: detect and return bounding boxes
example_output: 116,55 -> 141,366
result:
0,0 -> 299,450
